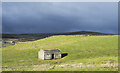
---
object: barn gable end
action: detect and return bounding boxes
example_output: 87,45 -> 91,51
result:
38,49 -> 44,60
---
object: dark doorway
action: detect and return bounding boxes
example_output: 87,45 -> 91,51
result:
52,54 -> 54,59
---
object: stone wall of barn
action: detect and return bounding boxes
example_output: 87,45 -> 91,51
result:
54,52 -> 61,59
44,52 -> 61,60
44,53 -> 52,60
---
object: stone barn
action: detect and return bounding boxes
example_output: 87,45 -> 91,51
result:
38,49 -> 61,60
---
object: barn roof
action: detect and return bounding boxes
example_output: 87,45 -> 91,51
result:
44,49 -> 61,53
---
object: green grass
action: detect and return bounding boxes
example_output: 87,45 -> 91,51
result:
2,35 -> 118,71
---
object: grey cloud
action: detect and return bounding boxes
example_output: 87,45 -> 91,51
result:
2,2 -> 118,34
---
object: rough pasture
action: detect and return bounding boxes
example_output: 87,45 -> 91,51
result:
2,35 -> 118,71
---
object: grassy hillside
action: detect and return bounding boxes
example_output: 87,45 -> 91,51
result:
2,31 -> 113,42
2,35 -> 118,71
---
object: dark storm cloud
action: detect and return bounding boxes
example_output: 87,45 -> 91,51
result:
2,2 -> 118,34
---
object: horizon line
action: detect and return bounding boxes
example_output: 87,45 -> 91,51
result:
1,31 -> 117,35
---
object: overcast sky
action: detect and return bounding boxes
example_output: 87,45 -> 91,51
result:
2,2 -> 118,34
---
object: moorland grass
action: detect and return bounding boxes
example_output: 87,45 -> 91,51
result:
2,35 -> 118,71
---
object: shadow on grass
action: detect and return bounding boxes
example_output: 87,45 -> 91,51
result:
61,53 -> 68,58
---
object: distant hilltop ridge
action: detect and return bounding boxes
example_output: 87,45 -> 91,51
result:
2,31 -> 114,35
54,31 -> 113,35
2,31 -> 114,42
